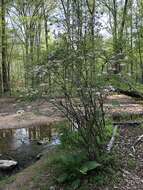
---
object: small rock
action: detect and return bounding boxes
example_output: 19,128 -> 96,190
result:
0,160 -> 18,170
27,106 -> 32,110
16,110 -> 25,114
36,153 -> 43,160
49,186 -> 56,190
37,140 -> 49,145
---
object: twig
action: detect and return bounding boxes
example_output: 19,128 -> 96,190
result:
131,134 -> 143,153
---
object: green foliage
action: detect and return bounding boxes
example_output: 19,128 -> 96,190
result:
58,123 -> 82,150
49,148 -> 119,189
50,121 -> 119,189
58,120 -> 114,152
79,161 -> 101,175
88,153 -> 120,187
104,120 -> 114,139
70,179 -> 81,190
51,151 -> 101,188
92,175 -> 106,186
15,87 -> 40,101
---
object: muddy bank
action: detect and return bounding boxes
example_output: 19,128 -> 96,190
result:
1,95 -> 143,130
0,113 -> 64,129
0,98 -> 62,177
0,124 -> 60,177
0,97 -> 64,129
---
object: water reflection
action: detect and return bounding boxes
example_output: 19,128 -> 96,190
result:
0,125 -> 55,153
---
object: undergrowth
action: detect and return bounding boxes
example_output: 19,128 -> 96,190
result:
46,122 -> 121,190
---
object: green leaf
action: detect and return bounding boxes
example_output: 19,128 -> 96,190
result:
71,179 -> 81,190
57,173 -> 68,183
79,161 -> 101,175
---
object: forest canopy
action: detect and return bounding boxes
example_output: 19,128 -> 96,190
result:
0,0 -> 142,97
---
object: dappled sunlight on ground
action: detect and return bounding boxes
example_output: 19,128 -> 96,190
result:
105,94 -> 143,116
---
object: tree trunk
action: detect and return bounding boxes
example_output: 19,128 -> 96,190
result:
1,0 -> 10,94
112,0 -> 129,74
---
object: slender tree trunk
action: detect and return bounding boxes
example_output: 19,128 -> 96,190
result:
137,29 -> 143,83
135,3 -> 143,83
36,21 -> 41,63
1,0 -> 10,94
24,29 -> 29,88
44,11 -> 48,54
86,0 -> 96,81
130,0 -> 133,75
113,0 -> 129,74
113,0 -> 118,53
44,10 -> 52,94
29,23 -> 35,88
118,0 -> 129,52
0,69 -> 2,95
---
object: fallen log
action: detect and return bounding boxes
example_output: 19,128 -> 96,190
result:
116,88 -> 143,99
113,121 -> 142,127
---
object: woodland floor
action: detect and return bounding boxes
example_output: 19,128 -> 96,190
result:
1,94 -> 143,129
0,94 -> 143,189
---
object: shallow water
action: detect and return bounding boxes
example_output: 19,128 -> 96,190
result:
0,124 -> 59,176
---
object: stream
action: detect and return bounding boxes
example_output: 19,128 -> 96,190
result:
0,124 -> 59,177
